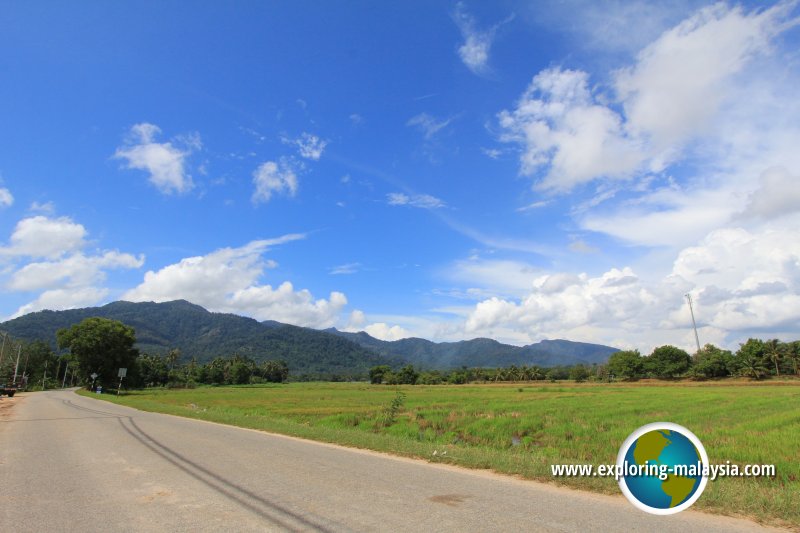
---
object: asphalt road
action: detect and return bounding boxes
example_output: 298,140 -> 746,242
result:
0,390 -> 784,532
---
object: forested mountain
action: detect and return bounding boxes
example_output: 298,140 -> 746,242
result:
1,300 -> 618,374
326,329 -> 618,368
0,300 -> 398,376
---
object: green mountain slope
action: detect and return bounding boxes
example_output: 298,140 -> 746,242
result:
326,329 -> 618,368
0,300 -> 397,376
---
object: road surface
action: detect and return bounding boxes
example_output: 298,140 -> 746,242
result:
0,390 -> 784,532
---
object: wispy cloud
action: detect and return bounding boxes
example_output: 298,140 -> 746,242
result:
406,113 -> 453,140
283,132 -> 328,161
452,2 -> 513,75
330,262 -> 362,275
387,192 -> 445,209
0,187 -> 13,208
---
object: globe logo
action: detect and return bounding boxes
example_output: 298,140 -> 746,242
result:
617,422 -> 709,515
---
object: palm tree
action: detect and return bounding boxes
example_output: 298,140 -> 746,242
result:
739,355 -> 769,380
763,339 -> 784,376
530,366 -> 544,381
784,341 -> 800,376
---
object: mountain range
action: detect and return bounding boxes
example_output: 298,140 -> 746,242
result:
0,300 -> 618,375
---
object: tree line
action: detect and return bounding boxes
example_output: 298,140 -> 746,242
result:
370,339 -> 800,385
0,317 -> 289,391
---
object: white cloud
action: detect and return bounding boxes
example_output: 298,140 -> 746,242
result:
516,200 -> 550,212
12,287 -> 111,319
1,215 -> 145,318
114,123 -> 200,195
739,167 -> 800,220
28,201 -> 55,214
387,192 -> 445,209
616,3 -> 790,149
8,251 -> 144,292
498,68 -> 643,191
229,283 -> 347,329
285,132 -> 328,161
448,223 -> 800,352
452,2 -> 511,75
0,216 -> 87,259
406,113 -> 453,140
330,263 -> 361,275
252,160 -> 299,204
122,235 -> 349,328
0,188 -> 13,208
364,322 -> 412,341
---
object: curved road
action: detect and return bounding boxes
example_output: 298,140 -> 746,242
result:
0,390 -> 783,532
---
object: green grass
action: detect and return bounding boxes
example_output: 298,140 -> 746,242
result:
81,381 -> 800,528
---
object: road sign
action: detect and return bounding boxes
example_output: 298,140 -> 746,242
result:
118,368 -> 127,378
90,373 -> 98,380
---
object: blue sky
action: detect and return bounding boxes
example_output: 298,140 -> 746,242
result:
2,1 -> 799,352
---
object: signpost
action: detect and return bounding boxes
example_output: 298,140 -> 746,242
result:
90,372 -> 98,392
117,368 -> 127,396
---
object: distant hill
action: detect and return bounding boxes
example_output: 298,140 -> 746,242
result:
0,300 -> 618,375
326,329 -> 618,368
0,300 -> 398,376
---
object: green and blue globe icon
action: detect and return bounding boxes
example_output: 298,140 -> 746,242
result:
617,422 -> 709,515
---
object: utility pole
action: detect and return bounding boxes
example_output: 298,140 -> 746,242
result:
685,293 -> 701,353
42,361 -> 48,391
62,362 -> 69,389
12,345 -> 21,385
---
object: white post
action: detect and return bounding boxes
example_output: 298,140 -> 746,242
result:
12,345 -> 21,385
686,293 -> 701,353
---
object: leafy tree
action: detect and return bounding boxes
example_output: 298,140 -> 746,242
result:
690,344 -> 733,379
606,350 -> 644,380
569,364 -> 590,382
369,365 -> 392,384
394,364 -> 419,385
56,317 -> 139,389
646,345 -> 691,379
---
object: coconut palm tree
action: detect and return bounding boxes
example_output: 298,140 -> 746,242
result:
739,355 -> 769,380
763,339 -> 784,376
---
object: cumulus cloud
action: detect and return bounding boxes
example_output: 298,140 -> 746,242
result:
387,192 -> 445,209
739,167 -> 800,220
12,287 -> 112,319
451,223 -> 800,352
498,3 -> 797,197
498,68 -> 643,191
1,215 -> 144,318
122,235 -> 349,328
616,2 -> 788,149
0,188 -> 13,208
252,159 -> 299,204
8,251 -> 144,292
364,322 -> 413,341
452,2 -> 512,75
0,216 -> 87,259
284,133 -> 328,160
114,123 -> 200,195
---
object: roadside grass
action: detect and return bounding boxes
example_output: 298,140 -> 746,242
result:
80,381 -> 800,528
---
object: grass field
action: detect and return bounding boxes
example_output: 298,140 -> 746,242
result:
82,381 -> 800,528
